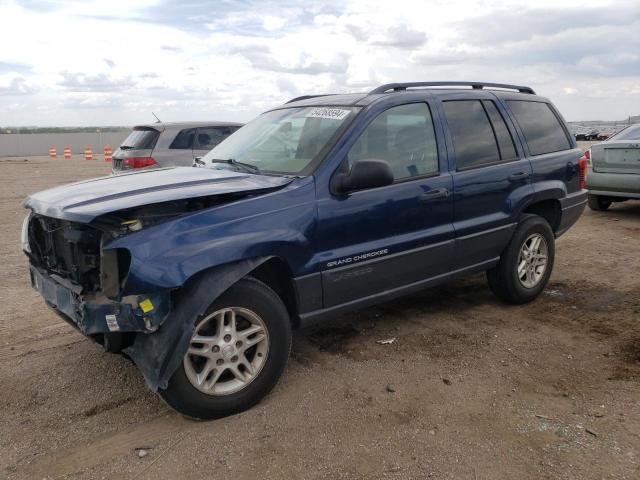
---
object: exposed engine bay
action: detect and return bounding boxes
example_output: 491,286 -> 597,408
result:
26,193 -> 255,297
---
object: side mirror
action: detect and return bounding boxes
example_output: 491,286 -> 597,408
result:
192,156 -> 205,167
334,158 -> 394,193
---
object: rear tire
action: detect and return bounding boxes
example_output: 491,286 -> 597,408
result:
587,194 -> 611,211
159,277 -> 291,419
487,216 -> 555,304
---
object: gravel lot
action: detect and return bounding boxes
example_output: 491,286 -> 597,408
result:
1,148 -> 639,480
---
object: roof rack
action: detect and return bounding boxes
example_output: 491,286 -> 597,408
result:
286,94 -> 336,104
369,82 -> 535,95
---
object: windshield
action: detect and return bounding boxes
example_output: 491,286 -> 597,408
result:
201,106 -> 359,174
609,124 -> 640,141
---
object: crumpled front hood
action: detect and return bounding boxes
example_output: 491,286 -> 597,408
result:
24,167 -> 293,223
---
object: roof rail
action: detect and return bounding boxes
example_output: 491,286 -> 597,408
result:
285,94 -> 335,104
369,82 -> 535,95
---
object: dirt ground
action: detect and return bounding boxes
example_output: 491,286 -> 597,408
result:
1,148 -> 638,480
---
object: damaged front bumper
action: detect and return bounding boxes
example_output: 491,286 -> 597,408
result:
29,257 -> 267,392
29,264 -> 171,336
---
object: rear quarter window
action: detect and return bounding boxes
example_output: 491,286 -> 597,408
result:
170,128 -> 195,149
507,101 -> 571,155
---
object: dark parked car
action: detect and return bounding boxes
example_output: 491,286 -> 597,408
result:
112,121 -> 243,172
22,82 -> 586,419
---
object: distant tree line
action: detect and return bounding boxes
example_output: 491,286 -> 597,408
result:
0,127 -> 129,134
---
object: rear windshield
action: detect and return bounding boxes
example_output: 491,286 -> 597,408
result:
609,124 -> 640,141
121,128 -> 160,150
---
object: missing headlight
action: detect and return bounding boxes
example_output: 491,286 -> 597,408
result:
101,248 -> 131,299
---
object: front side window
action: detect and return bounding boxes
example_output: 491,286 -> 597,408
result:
170,128 -> 195,149
443,100 -> 500,170
507,101 -> 571,155
202,107 -> 359,174
348,103 -> 439,180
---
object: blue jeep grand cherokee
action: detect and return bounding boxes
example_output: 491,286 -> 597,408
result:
22,82 -> 587,419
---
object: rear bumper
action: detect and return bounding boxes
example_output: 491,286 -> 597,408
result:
30,265 -> 170,336
586,170 -> 640,197
556,190 -> 587,237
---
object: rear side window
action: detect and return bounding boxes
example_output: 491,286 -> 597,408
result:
121,128 -> 159,150
170,128 -> 195,149
507,101 -> 571,155
195,127 -> 232,149
348,103 -> 439,180
443,100 -> 500,170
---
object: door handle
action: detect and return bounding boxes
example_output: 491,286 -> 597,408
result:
508,171 -> 530,182
420,188 -> 449,202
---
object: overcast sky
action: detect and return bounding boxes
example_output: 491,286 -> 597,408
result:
0,0 -> 638,126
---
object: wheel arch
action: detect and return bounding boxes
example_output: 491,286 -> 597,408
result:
522,198 -> 562,233
246,257 -> 300,328
123,257 -> 273,392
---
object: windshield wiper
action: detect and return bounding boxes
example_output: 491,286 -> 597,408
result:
119,145 -> 134,150
210,158 -> 261,174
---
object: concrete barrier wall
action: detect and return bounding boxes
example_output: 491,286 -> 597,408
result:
0,132 -> 130,157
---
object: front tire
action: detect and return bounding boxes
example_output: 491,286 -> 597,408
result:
159,277 -> 291,419
487,216 -> 555,304
587,194 -> 611,211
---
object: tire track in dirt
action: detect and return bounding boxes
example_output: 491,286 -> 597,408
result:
21,414 -> 190,479
0,323 -> 82,360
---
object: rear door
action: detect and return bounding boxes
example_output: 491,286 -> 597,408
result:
193,126 -> 234,159
440,96 -> 534,269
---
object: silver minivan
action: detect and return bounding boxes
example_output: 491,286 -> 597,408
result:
112,121 -> 243,172
586,124 -> 640,210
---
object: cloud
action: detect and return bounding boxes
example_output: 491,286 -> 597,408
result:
458,4 -> 640,45
58,72 -> 137,92
369,25 -> 427,49
0,0 -> 638,125
0,76 -> 37,96
232,45 -> 351,75
0,61 -> 33,74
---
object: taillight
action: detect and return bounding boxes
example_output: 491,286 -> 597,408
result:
584,149 -> 592,166
125,157 -> 157,169
578,155 -> 587,189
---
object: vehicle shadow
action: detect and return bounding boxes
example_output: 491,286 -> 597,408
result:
604,199 -> 640,217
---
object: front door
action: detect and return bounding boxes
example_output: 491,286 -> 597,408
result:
316,101 -> 455,308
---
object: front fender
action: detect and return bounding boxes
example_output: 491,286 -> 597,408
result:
107,177 -> 317,294
124,257 -> 270,391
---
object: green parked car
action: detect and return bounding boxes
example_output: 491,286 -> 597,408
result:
586,124 -> 640,210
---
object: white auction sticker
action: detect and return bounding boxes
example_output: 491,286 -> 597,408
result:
105,314 -> 120,332
306,107 -> 351,120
